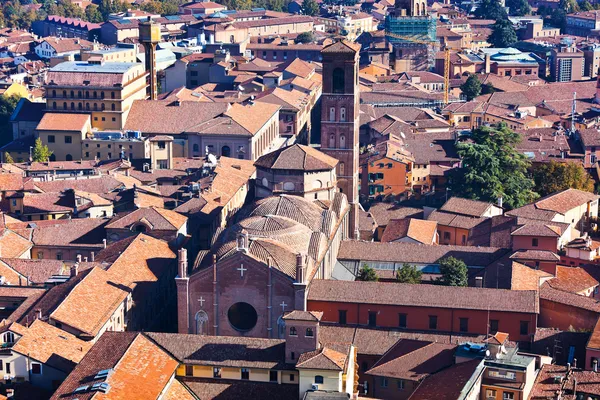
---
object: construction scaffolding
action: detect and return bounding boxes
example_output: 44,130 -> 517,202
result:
385,15 -> 438,72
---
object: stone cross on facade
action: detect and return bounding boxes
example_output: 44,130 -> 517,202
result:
198,297 -> 205,307
280,301 -> 287,313
237,264 -> 247,278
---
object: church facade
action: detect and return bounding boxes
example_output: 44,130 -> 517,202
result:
175,40 -> 360,339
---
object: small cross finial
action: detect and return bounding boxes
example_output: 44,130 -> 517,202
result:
237,264 -> 247,278
280,301 -> 287,312
198,297 -> 205,307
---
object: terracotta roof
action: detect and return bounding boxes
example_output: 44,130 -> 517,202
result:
367,203 -> 423,227
510,261 -> 552,291
124,100 -> 229,134
588,317 -> 600,350
337,240 -> 506,266
296,344 -> 350,371
0,258 -> 63,285
20,192 -> 72,215
31,218 -> 107,249
0,173 -> 24,191
427,210 -> 486,230
105,207 -> 187,231
365,340 -> 455,380
322,39 -> 361,54
540,282 -> 600,313
35,175 -> 124,194
440,197 -> 496,217
11,319 -> 92,372
511,222 -> 561,237
36,113 -> 90,132
42,37 -> 93,53
179,378 -> 299,400
282,310 -> 323,321
50,332 -> 179,400
510,249 -> 560,262
49,267 -> 131,337
380,218 -> 437,244
548,265 -> 599,294
224,102 -> 280,136
409,358 -> 482,400
162,379 -> 195,400
233,16 -> 314,29
0,229 -> 32,258
145,332 -> 289,369
254,144 -> 337,171
308,280 -> 539,313
284,58 -> 315,79
534,188 -> 599,215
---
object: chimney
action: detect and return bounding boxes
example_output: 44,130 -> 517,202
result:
102,238 -> 107,249
485,53 -> 491,74
295,253 -> 305,284
574,358 -> 578,368
35,309 -> 42,320
70,263 -> 79,278
76,254 -> 82,263
178,248 -> 188,279
475,276 -> 483,288
83,257 -> 88,262
497,196 -> 503,208
90,251 -> 95,262
593,358 -> 598,372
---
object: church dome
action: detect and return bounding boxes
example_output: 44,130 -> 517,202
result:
240,195 -> 325,232
491,48 -> 525,61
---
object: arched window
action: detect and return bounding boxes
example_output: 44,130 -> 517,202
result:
62,90 -> 66,97
111,103 -> 116,111
4,332 -> 14,344
340,107 -> 346,122
290,327 -> 297,336
329,134 -> 335,148
49,154 -> 56,161
313,180 -> 323,189
340,135 -> 346,149
101,92 -> 105,99
70,90 -> 74,98
230,35 -> 235,43
329,107 -> 335,122
93,91 -> 97,99
221,145 -> 231,157
332,68 -> 345,94
283,182 -> 295,191
66,154 -> 73,161
78,91 -> 82,98
52,102 -> 56,109
101,104 -> 105,111
78,103 -> 82,110
306,328 -> 314,337
85,91 -> 89,98
339,162 -> 345,175
195,310 -> 209,335
93,103 -> 98,111
52,90 -> 56,97
70,102 -> 75,110
193,144 -> 199,153
315,375 -> 324,384
111,92 -> 115,99
63,102 -> 67,109
277,316 -> 285,339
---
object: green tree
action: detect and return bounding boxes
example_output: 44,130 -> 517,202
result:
296,31 -> 316,43
267,0 -> 285,11
85,4 -> 103,23
437,257 -> 468,287
489,19 -> 518,47
460,74 -> 482,101
560,0 -> 579,12
507,0 -> 531,15
449,123 -> 538,209
396,263 -> 422,284
580,0 -> 594,10
474,0 -> 508,19
302,0 -> 319,16
32,137 -> 53,162
551,8 -> 567,32
532,160 -> 595,197
0,95 -> 20,147
3,152 -> 14,163
357,264 -> 378,281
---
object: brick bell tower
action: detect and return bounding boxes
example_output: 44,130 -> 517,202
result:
320,40 -> 361,239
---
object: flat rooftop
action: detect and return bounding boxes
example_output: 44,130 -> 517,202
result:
50,61 -> 141,73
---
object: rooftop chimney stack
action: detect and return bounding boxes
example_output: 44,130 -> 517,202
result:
70,263 -> 79,278
296,253 -> 305,284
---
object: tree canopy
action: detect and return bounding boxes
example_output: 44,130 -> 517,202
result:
532,160 -> 595,197
489,19 -> 518,48
437,257 -> 468,287
460,74 -> 482,101
32,138 -> 53,163
449,123 -> 538,209
296,31 -> 316,43
474,0 -> 508,19
302,0 -> 320,15
0,95 -> 20,147
396,264 -> 422,284
357,264 -> 378,281
506,0 -> 532,15
3,152 -> 14,163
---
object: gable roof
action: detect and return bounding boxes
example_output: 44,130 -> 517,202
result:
322,40 -> 361,54
440,197 -> 496,217
380,218 -> 437,244
224,102 -> 280,135
308,280 -> 539,313
105,207 -> 187,231
11,319 -> 92,373
254,144 -> 338,172
296,344 -> 350,371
